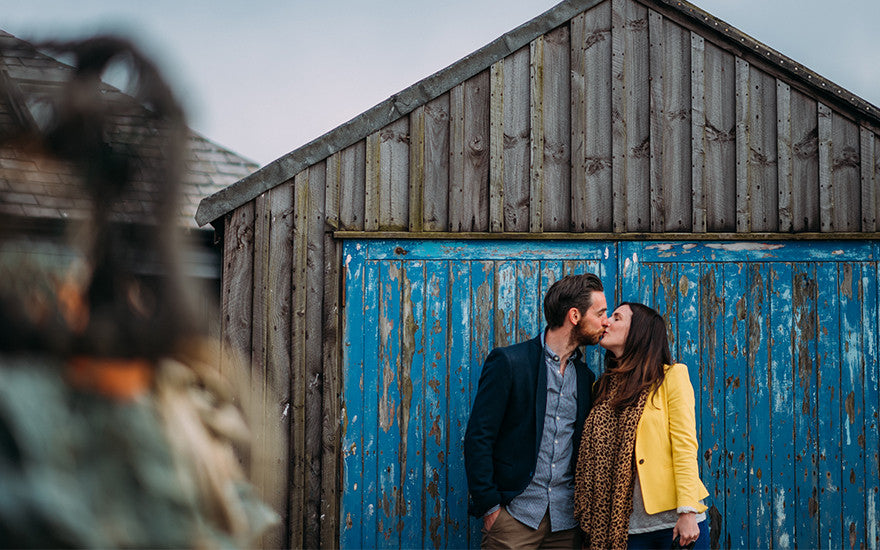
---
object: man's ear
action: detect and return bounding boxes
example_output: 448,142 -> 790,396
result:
567,307 -> 581,325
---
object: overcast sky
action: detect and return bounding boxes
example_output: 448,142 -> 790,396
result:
1,0 -> 877,167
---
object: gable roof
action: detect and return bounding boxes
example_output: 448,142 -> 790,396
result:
0,29 -> 258,231
195,0 -> 880,227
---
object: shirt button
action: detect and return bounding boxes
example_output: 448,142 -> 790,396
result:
554,440 -> 558,444
638,459 -> 645,464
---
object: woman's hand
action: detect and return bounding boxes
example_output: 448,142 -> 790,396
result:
672,512 -> 699,546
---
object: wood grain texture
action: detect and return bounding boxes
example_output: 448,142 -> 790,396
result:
818,102 -> 833,232
703,42 -> 736,232
290,170 -> 310,548
653,14 -> 691,231
623,0 -> 650,231
735,57 -> 749,233
490,61 -> 505,232
378,119 -> 410,231
503,47 -> 531,232
574,2 -> 613,231
831,113 -> 860,231
611,0 -> 626,232
304,163 -> 327,549
861,127 -> 876,231
450,72 -> 490,232
690,32 -> 706,233
221,202 -> 255,372
748,66 -> 778,232
320,234 -> 341,548
339,141 -> 366,231
791,90 -> 819,232
539,25 -> 571,232
777,80 -> 793,232
424,95 -> 451,232
409,105 -> 426,233
262,183 -> 295,548
530,36 -> 545,233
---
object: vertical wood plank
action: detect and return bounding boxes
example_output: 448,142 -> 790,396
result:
489,60 -> 505,233
409,106 -> 426,233
747,263 -> 772,547
267,183 -> 295,548
501,47 -> 531,232
570,4 -> 613,232
378,119 -> 410,231
424,95 -> 450,232
792,264 -> 818,548
866,260 -> 880,549
290,171 -> 310,549
339,241 -> 365,549
791,91 -> 819,232
818,102 -> 833,232
677,263 -> 701,446
703,43 -> 736,232
661,18 -> 691,231
470,261 -> 495,545
690,33 -> 706,233
377,261 -> 401,549
735,57 -> 749,233
649,10 -> 665,232
748,66 -> 778,231
777,81 -> 793,232
817,262 -> 842,546
400,261 -> 424,547
700,264 -> 725,547
840,263 -> 866,548
251,190 -> 286,547
304,164 -> 326,550
769,262 -> 795,548
723,262 -> 749,549
365,132 -> 381,232
423,261 -> 448,550
325,152 -> 341,230
540,25 -> 571,231
530,36 -> 545,233
832,113 -> 861,232
861,127 -> 876,231
447,260 -> 471,549
221,203 -> 255,374
623,0 -> 650,231
449,73 -> 490,232
361,258 -> 380,547
339,141 -> 366,231
611,0 -> 626,233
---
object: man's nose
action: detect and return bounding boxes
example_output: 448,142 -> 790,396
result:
601,315 -> 610,326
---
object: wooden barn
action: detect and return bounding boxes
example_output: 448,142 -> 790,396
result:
196,0 -> 880,548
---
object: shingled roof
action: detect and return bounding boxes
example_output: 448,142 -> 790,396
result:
195,0 -> 880,227
0,29 -> 258,231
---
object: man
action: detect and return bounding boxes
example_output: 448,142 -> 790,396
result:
464,273 -> 608,549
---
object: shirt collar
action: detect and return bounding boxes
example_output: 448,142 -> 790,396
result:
540,327 -> 583,363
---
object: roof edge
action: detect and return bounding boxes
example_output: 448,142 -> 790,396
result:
195,0 -> 602,226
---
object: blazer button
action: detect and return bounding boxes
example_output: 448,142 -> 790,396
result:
638,459 -> 644,464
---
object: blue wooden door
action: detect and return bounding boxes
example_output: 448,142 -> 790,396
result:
340,239 -> 880,550
621,241 -> 879,550
340,240 -> 617,549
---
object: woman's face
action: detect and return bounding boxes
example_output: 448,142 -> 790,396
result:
600,304 -> 632,357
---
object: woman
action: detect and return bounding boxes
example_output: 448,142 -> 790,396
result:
574,302 -> 709,549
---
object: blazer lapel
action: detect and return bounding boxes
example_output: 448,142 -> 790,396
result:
532,336 -> 547,459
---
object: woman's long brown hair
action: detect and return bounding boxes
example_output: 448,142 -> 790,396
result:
593,302 -> 673,410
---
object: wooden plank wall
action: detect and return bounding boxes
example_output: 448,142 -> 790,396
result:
216,0 -> 880,546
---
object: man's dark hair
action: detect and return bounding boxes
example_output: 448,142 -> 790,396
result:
543,273 -> 603,329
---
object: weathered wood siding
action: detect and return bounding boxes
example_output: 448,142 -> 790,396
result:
209,0 -> 880,547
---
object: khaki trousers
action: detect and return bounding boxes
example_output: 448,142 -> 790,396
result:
481,507 -> 582,549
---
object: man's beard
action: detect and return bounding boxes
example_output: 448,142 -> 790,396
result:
570,317 -> 602,347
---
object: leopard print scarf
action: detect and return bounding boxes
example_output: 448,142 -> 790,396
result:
574,375 -> 649,550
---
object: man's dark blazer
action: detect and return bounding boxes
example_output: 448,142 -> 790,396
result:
463,334 -> 596,518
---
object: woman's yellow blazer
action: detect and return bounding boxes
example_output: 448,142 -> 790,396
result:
634,363 -> 709,514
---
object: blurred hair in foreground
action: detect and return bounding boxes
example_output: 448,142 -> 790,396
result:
0,35 -> 277,547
